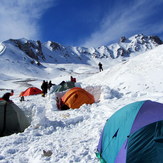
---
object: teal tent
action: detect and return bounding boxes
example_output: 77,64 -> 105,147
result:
97,100 -> 163,163
51,81 -> 76,93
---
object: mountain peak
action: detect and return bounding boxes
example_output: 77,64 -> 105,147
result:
1,33 -> 163,66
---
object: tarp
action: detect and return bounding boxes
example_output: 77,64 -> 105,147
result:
19,87 -> 42,96
97,100 -> 163,163
61,87 -> 95,109
0,100 -> 30,136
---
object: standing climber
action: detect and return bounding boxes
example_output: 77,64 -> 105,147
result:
48,80 -> 53,91
98,62 -> 103,72
41,80 -> 48,97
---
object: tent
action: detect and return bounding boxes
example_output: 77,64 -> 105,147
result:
19,87 -> 42,97
51,81 -> 76,93
61,87 -> 95,109
97,100 -> 163,163
0,100 -> 30,136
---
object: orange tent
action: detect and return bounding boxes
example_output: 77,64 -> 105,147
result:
19,87 -> 42,97
61,87 -> 95,109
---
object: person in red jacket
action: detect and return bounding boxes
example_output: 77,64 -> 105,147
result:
70,76 -> 76,82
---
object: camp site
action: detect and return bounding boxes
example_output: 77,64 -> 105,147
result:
0,34 -> 163,163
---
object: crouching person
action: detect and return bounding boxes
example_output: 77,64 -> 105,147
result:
2,90 -> 14,102
56,97 -> 69,110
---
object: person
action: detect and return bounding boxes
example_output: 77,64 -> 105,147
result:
70,76 -> 76,82
2,90 -> 14,101
20,96 -> 25,102
41,80 -> 48,97
48,80 -> 53,91
98,62 -> 103,72
56,97 -> 69,110
70,76 -> 73,82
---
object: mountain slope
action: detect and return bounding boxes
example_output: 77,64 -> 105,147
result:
0,34 -> 162,79
81,44 -> 163,98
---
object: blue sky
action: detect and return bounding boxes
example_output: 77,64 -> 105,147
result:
0,0 -> 163,47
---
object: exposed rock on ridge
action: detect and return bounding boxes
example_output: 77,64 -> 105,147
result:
4,34 -> 163,64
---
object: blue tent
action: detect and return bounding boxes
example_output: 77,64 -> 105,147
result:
97,100 -> 163,163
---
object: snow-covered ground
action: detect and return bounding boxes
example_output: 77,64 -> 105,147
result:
0,45 -> 163,163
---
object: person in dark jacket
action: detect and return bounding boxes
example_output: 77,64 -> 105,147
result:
98,62 -> 103,72
41,80 -> 48,97
48,80 -> 53,91
2,90 -> 14,101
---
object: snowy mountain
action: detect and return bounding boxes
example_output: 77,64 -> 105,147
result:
7,34 -> 163,61
0,34 -> 162,77
0,33 -> 163,162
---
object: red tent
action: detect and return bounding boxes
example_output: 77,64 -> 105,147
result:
19,87 -> 42,97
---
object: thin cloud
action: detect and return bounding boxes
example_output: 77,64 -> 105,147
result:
0,0 -> 55,42
82,0 -> 163,47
